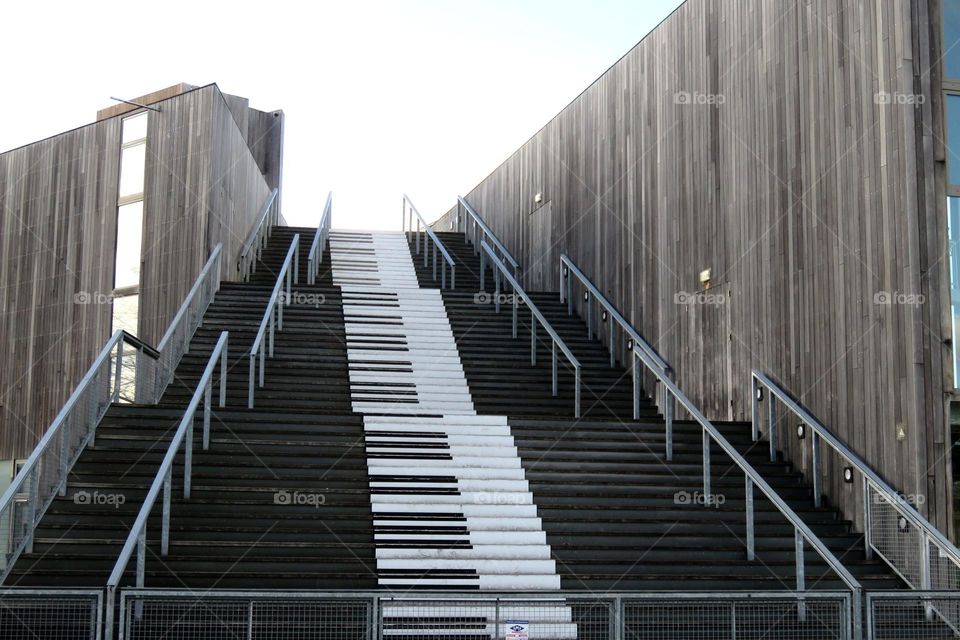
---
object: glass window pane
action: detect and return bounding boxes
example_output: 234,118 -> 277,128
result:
947,1 -> 960,79
950,197 -> 960,385
114,201 -> 143,289
112,294 -> 139,337
119,143 -> 146,199
948,95 -> 960,188
122,112 -> 148,144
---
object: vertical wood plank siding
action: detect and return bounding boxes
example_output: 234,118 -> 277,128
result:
0,84 -> 274,460
435,0 -> 952,534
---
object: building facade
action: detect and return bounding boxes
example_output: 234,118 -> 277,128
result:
435,0 -> 960,538
0,83 -> 284,468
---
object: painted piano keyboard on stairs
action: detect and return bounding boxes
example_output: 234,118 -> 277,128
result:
329,231 -> 566,596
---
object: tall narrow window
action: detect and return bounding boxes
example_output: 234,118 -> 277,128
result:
947,94 -> 960,388
111,112 -> 148,402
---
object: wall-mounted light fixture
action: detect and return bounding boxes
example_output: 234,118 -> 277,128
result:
583,292 -> 590,302
601,310 -> 608,323
626,339 -> 634,351
897,516 -> 909,533
755,387 -> 764,402
699,269 -> 711,289
842,467 -> 854,483
534,192 -> 543,204
796,423 -> 806,440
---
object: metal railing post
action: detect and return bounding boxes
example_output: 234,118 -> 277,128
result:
664,390 -> 674,461
530,317 -> 537,366
812,431 -> 822,508
862,477 -> 873,560
552,342 -> 558,396
745,476 -> 755,561
768,393 -> 778,462
751,376 -> 760,441
795,529 -> 806,621
702,429 -> 711,498
575,367 -> 581,418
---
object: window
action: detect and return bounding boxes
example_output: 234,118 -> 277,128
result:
946,0 -> 960,80
118,143 -> 146,201
111,112 -> 148,341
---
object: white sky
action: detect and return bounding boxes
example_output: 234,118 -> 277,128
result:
0,0 -> 683,230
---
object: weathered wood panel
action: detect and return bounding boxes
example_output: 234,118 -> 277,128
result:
435,0 -> 951,534
0,84 -> 276,460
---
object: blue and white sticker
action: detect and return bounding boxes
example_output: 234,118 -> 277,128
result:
505,620 -> 529,640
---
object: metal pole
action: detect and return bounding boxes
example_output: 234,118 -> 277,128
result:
702,429 -> 711,498
220,340 -> 228,407
530,317 -> 537,366
633,353 -> 640,420
161,469 -> 171,555
248,355 -> 255,408
665,390 -> 674,461
751,376 -> 760,441
812,431 -> 822,508
862,476 -> 873,560
203,382 -> 212,450
552,342 -> 558,396
512,294 -> 518,339
795,529 -> 806,622
184,418 -> 193,500
745,476 -> 755,561
575,367 -> 581,418
768,395 -> 778,462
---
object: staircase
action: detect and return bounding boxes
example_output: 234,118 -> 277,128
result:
2,223 -> 918,639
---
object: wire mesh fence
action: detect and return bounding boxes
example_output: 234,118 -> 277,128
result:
621,593 -> 851,639
867,592 -> 960,640
0,589 -> 102,640
119,591 -> 373,640
115,590 -> 853,640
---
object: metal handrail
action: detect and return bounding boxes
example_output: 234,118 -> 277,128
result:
752,369 -> 960,591
457,197 -> 521,283
403,194 -> 456,289
306,192 -> 333,285
248,235 -> 299,408
559,254 -> 670,425
0,330 -> 157,581
153,243 -> 222,398
633,350 -> 863,638
480,241 -> 582,416
551,256 -> 863,627
238,188 -> 279,282
104,331 -> 228,640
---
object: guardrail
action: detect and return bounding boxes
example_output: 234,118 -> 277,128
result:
480,241 -> 581,416
753,371 -> 960,599
115,589 -> 853,640
0,243 -> 223,584
0,589 -> 104,639
238,188 -> 280,282
403,194 -> 456,288
105,331 -> 229,640
153,243 -> 222,398
457,196 -> 521,284
306,192 -> 333,285
867,591 -> 960,639
553,257 -> 863,637
0,330 -> 156,582
248,235 -> 299,408
560,254 -> 671,432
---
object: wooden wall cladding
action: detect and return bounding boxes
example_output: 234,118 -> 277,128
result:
435,0 -> 952,534
0,84 -> 275,460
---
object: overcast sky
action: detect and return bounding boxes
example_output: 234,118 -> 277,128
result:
0,0 -> 683,230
